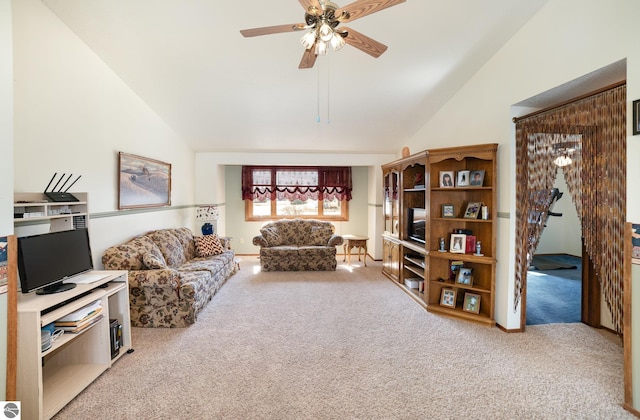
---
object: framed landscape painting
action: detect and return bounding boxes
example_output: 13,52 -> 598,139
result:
118,152 -> 172,209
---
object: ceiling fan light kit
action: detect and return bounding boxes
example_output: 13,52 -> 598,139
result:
240,0 -> 406,69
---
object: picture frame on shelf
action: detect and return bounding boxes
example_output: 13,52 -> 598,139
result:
450,233 -> 466,253
439,171 -> 454,188
442,204 -> 455,218
634,99 -> 640,136
118,152 -> 172,210
463,202 -> 482,219
440,288 -> 457,308
470,170 -> 485,186
455,267 -> 473,286
463,292 -> 481,314
456,170 -> 470,187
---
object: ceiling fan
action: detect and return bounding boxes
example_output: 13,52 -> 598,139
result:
240,0 -> 407,69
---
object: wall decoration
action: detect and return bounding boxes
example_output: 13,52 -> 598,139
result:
118,152 -> 172,209
634,99 -> 640,135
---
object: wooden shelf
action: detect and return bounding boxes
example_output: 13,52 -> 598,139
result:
381,144 -> 497,326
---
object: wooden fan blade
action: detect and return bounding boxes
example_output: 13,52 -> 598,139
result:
298,0 -> 323,14
240,24 -> 303,37
342,27 -> 387,58
336,0 -> 406,23
299,47 -> 318,69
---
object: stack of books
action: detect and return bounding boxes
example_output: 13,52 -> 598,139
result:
55,300 -> 103,333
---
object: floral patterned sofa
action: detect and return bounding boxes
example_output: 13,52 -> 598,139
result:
252,219 -> 343,271
102,228 -> 236,327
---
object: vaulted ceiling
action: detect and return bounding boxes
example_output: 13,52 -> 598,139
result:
41,0 -> 548,153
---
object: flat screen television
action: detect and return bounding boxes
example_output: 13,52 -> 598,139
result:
17,228 -> 94,295
408,208 -> 426,244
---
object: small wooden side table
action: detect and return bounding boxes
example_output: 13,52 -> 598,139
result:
342,234 -> 369,266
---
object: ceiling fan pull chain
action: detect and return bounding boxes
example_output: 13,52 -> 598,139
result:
327,55 -> 331,124
317,61 -> 321,123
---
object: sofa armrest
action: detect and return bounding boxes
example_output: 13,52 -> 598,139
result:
328,234 -> 344,247
253,235 -> 269,247
128,268 -> 183,303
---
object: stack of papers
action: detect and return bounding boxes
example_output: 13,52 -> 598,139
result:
55,300 -> 103,333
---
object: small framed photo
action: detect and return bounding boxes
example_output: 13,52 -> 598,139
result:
456,170 -> 470,187
456,267 -> 473,286
463,202 -> 482,219
442,204 -> 454,218
439,171 -> 454,188
634,99 -> 640,136
470,170 -> 485,186
463,293 -> 481,314
450,233 -> 466,253
440,288 -> 457,308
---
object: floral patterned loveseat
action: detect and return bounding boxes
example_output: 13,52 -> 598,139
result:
102,228 -> 236,327
252,219 -> 343,271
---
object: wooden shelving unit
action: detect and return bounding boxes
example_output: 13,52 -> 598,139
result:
17,271 -> 132,420
381,144 -> 497,326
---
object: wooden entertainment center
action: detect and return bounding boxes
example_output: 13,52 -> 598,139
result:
382,144 -> 497,325
14,193 -> 132,419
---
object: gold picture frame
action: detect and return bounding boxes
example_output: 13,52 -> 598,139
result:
440,288 -> 457,308
463,292 -> 481,314
118,152 -> 172,210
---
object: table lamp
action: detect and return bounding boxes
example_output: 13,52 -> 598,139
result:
195,205 -> 219,235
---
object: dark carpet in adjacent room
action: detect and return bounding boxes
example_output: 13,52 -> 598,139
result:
527,254 -> 582,325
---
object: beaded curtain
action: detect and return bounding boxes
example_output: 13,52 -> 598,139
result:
514,85 -> 626,333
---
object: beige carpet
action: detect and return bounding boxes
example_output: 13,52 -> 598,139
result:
55,257 -> 632,419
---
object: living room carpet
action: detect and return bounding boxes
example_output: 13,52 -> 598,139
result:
54,257 -> 631,419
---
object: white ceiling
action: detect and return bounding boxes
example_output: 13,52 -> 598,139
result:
41,0 -> 549,154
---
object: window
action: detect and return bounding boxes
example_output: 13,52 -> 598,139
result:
242,166 -> 352,221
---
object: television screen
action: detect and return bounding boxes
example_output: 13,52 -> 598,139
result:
17,228 -> 94,294
408,208 -> 426,243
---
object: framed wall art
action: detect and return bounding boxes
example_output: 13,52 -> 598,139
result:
634,99 -> 640,136
118,152 -> 172,209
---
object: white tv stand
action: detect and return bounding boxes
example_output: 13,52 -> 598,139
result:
17,270 -> 132,420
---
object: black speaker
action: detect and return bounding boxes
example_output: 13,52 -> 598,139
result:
109,319 -> 122,359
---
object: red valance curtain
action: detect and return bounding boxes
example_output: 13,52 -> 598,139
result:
242,166 -> 352,202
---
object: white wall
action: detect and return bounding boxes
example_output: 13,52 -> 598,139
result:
406,0 -> 640,332
12,0 -> 197,265
195,152 -> 395,259
0,0 -> 13,399
535,172 -> 582,256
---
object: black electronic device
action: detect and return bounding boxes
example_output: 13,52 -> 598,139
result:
109,319 -> 122,359
17,228 -> 94,294
407,208 -> 426,244
43,173 -> 81,202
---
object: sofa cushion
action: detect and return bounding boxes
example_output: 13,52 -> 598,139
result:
171,227 -> 197,260
143,252 -> 167,269
309,224 -> 333,245
260,226 -> 285,246
194,234 -> 225,257
149,230 -> 187,268
102,235 -> 163,270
